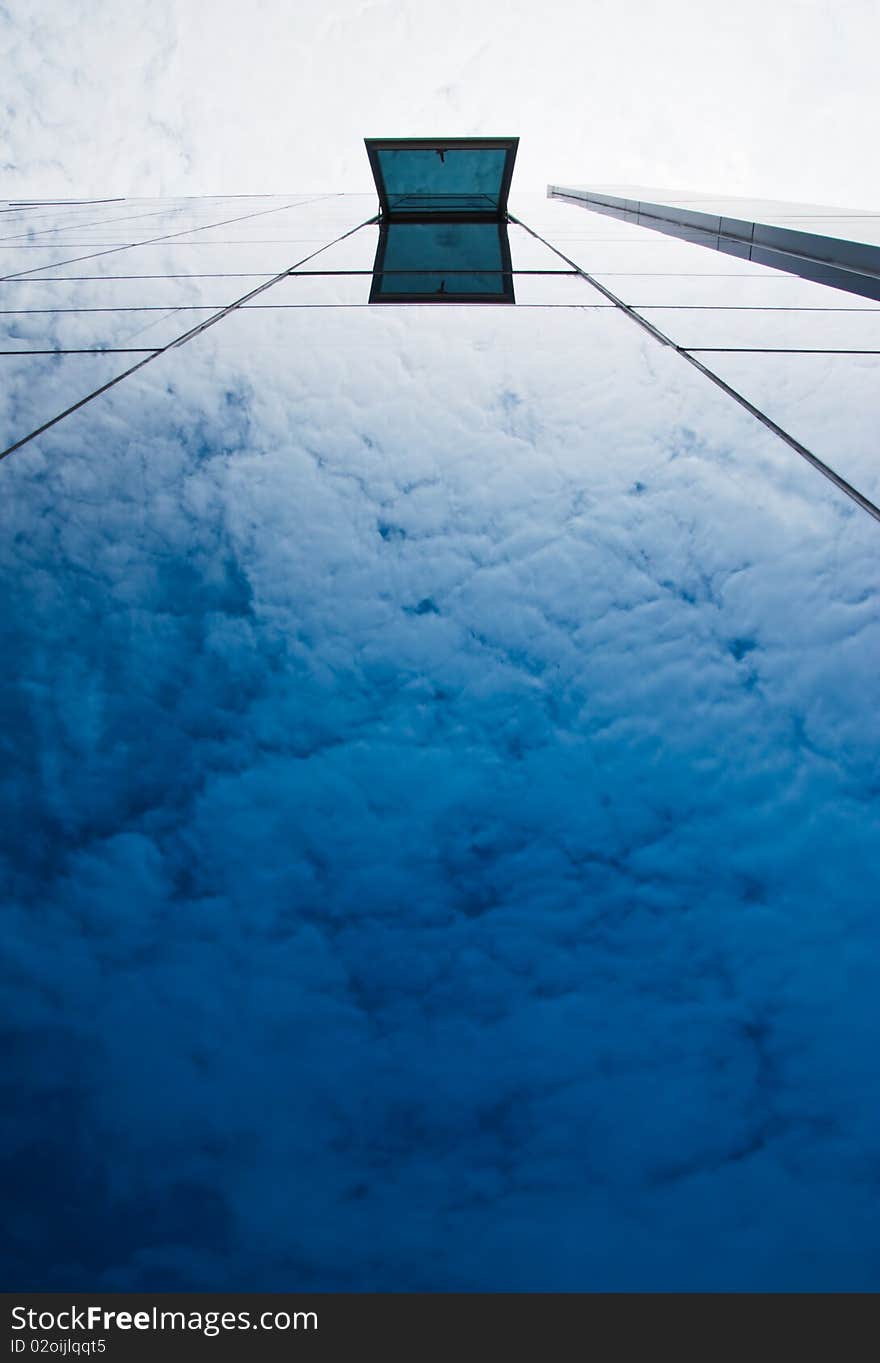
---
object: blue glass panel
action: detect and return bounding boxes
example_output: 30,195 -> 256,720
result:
374,271 -> 506,299
366,139 -> 518,219
378,148 -> 506,214
370,221 -> 514,303
381,221 -> 506,271
5,192 -> 880,1295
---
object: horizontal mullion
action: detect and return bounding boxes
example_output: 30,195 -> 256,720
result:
686,346 -> 880,354
636,304 -> 880,311
0,347 -> 163,355
288,269 -> 579,277
0,307 -> 211,314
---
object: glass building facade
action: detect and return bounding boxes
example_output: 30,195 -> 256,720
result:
2,179 -> 879,1290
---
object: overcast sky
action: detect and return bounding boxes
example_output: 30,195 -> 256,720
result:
3,0 -> 878,208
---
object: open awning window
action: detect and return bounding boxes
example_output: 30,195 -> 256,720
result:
365,138 -> 519,220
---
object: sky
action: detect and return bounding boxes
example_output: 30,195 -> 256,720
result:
3,0 -> 880,208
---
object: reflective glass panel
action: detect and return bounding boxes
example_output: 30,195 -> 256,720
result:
0,276 -> 251,308
694,349 -> 880,500
638,306 -> 880,350
3,192 -> 880,1296
0,307 -> 218,352
593,273 -> 880,309
0,352 -> 139,452
370,221 -> 514,303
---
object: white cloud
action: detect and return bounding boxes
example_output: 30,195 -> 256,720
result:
2,0 -> 879,207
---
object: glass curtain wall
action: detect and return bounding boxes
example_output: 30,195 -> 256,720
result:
2,189 -> 879,1291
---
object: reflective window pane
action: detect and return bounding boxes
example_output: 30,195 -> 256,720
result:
639,306 -> 880,350
4,189 -> 880,1295
693,349 -> 880,500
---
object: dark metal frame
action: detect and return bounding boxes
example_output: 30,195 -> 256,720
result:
365,138 -> 519,221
